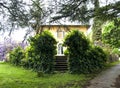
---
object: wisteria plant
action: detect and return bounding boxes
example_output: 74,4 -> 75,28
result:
0,37 -> 27,61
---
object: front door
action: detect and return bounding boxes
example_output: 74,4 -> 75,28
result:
58,43 -> 63,55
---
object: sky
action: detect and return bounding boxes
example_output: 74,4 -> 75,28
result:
0,29 -> 27,42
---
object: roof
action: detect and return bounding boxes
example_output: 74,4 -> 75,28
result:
40,24 -> 91,29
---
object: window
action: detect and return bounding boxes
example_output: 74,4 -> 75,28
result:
57,29 -> 64,39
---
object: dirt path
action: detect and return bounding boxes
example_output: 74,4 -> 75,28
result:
84,64 -> 120,88
114,75 -> 120,88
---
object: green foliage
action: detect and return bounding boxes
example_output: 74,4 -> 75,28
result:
63,30 -> 89,73
0,0 -> 49,32
85,46 -> 107,73
92,17 -> 104,41
112,48 -> 120,56
25,30 -> 57,73
30,0 -> 47,33
52,0 -> 120,24
64,30 -> 107,74
102,20 -> 120,48
9,30 -> 57,74
64,30 -> 90,53
64,49 -> 69,56
9,47 -> 25,66
21,46 -> 35,69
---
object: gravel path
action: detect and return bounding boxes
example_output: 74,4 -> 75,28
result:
85,64 -> 120,88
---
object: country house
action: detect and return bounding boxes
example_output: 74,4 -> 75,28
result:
39,25 -> 90,55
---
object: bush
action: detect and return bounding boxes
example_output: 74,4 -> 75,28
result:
64,49 -> 69,56
26,30 -> 57,73
9,47 -> 25,66
63,30 -> 90,73
112,48 -> 120,55
103,47 -> 119,62
64,30 -> 90,53
21,46 -> 35,69
85,46 -> 107,73
64,30 -> 107,74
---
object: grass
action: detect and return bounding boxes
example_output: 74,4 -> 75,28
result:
0,61 -> 119,88
105,61 -> 120,68
0,62 -> 91,88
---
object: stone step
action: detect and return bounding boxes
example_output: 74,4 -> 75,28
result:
54,55 -> 68,71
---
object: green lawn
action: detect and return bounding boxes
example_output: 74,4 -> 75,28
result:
0,62 -> 91,88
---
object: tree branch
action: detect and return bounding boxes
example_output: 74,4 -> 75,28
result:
0,2 -> 16,17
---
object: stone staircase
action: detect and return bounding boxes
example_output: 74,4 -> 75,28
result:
54,56 -> 68,71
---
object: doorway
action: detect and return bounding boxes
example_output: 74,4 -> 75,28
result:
58,43 -> 63,55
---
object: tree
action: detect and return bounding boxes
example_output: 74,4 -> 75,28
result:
0,0 -> 50,35
102,19 -> 120,48
92,18 -> 104,42
92,0 -> 104,42
30,0 -> 51,34
52,0 -> 120,23
0,0 -> 29,32
51,0 -> 120,43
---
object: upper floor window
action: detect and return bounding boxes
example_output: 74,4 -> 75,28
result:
57,29 -> 65,39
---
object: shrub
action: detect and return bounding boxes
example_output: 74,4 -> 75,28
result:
64,49 -> 69,56
9,47 -> 25,66
64,30 -> 107,74
112,48 -> 120,55
26,30 -> 57,73
63,30 -> 90,73
21,46 -> 35,69
64,30 -> 90,53
85,46 -> 107,73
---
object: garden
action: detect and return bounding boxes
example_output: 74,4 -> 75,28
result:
0,0 -> 120,88
0,21 -> 120,87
